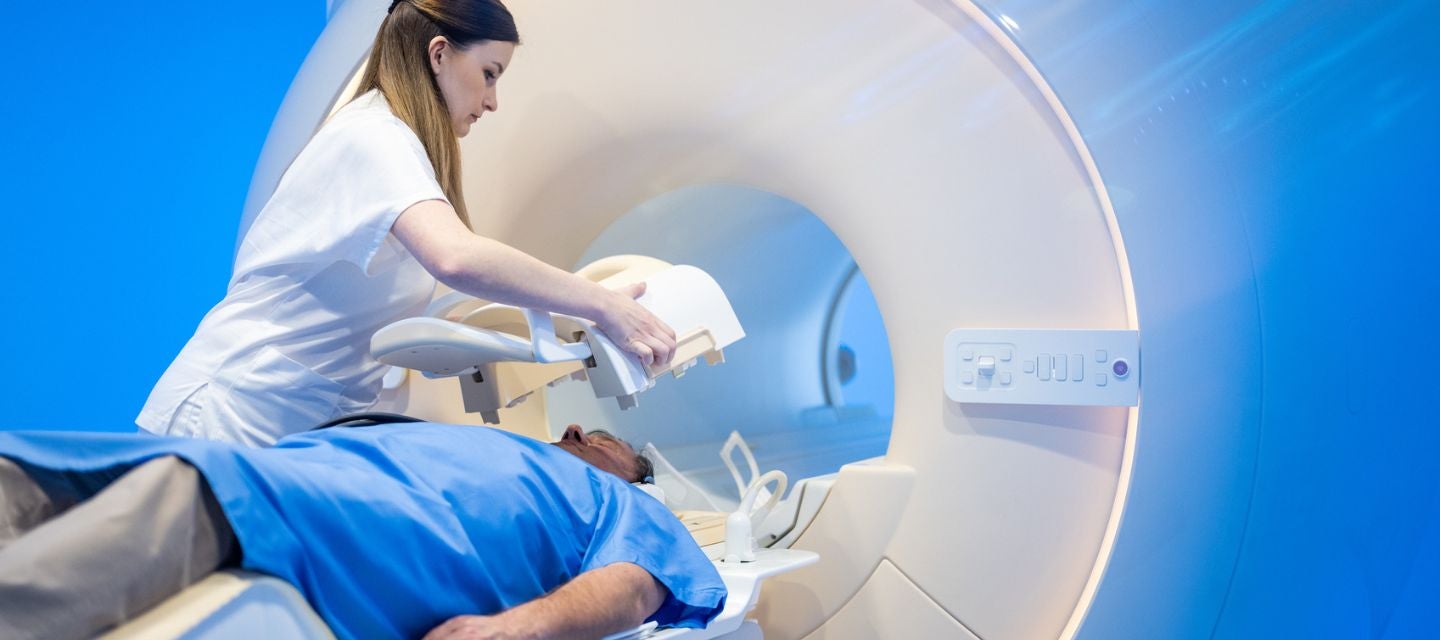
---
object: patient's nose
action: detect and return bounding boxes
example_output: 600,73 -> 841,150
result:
563,424 -> 586,444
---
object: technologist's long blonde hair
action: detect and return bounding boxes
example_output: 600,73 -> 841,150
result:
351,0 -> 519,228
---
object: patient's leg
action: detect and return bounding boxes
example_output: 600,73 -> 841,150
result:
0,457 -> 74,550
0,456 -> 237,640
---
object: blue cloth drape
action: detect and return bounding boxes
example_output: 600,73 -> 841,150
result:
0,424 -> 725,639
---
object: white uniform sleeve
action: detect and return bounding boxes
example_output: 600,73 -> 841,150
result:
234,111 -> 451,283
326,116 -> 450,274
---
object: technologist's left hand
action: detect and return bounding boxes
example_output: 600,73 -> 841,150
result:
423,615 -> 526,640
596,281 -> 677,370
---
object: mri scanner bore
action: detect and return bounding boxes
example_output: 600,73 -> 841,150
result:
546,185 -> 896,508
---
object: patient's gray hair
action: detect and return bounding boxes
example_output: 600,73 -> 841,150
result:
586,429 -> 655,484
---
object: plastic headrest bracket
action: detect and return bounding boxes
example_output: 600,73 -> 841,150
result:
721,470 -> 788,564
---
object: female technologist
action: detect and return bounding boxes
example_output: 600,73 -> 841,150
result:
137,0 -> 675,447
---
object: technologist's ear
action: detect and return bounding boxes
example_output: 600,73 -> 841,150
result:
428,35 -> 450,75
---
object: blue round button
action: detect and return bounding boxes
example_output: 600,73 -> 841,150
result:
1112,359 -> 1130,377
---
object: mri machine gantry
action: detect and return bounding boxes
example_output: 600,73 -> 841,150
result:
209,0 -> 1267,638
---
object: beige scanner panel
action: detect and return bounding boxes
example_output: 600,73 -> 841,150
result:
751,462 -> 917,639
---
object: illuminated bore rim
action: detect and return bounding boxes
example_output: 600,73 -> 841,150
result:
947,3 -> 1141,638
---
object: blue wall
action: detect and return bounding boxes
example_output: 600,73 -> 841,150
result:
0,4 -> 325,431
985,0 -> 1438,636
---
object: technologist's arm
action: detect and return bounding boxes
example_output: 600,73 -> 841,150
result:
422,561 -> 667,640
391,200 -> 675,367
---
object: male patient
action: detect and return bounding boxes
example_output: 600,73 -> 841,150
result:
0,422 -> 724,640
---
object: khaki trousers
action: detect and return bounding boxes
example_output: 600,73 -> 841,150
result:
0,455 -> 237,640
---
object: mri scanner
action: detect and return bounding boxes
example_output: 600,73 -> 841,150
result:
96,0 -> 1440,637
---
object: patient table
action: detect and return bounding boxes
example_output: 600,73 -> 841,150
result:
105,549 -> 815,640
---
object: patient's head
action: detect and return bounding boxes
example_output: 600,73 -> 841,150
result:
552,424 -> 654,484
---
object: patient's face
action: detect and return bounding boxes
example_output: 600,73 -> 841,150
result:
552,425 -> 639,481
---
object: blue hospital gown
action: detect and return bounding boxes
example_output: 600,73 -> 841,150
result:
0,424 -> 726,639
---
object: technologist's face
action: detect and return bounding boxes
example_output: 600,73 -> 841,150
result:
429,37 -> 515,138
551,425 -> 639,482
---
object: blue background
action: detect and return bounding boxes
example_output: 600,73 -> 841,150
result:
1,1 -> 1435,637
990,1 -> 1438,635
0,4 -> 325,431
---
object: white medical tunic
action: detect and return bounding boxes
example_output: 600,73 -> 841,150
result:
137,89 -> 447,446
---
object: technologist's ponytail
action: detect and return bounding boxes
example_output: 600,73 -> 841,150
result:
352,0 -> 520,228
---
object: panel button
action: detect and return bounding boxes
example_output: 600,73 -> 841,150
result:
961,371 -> 975,384
1070,354 -> 1084,382
962,349 -> 974,361
1112,359 -> 1130,378
1037,354 -> 1051,380
999,349 -> 1013,361
1023,359 -> 1036,374
1054,354 -> 1067,381
1095,373 -> 1108,387
1000,372 -> 1012,385
1095,350 -> 1108,363
976,356 -> 997,376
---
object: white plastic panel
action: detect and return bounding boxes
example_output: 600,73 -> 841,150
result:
651,550 -> 818,640
801,559 -> 979,640
944,329 -> 1140,406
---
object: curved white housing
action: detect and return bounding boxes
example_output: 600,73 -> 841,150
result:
226,0 -> 1269,638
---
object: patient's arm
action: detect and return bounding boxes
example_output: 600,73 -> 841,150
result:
423,561 -> 667,640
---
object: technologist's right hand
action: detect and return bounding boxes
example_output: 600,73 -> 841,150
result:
596,282 -> 676,370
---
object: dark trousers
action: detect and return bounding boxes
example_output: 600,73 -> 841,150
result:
0,455 -> 237,639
